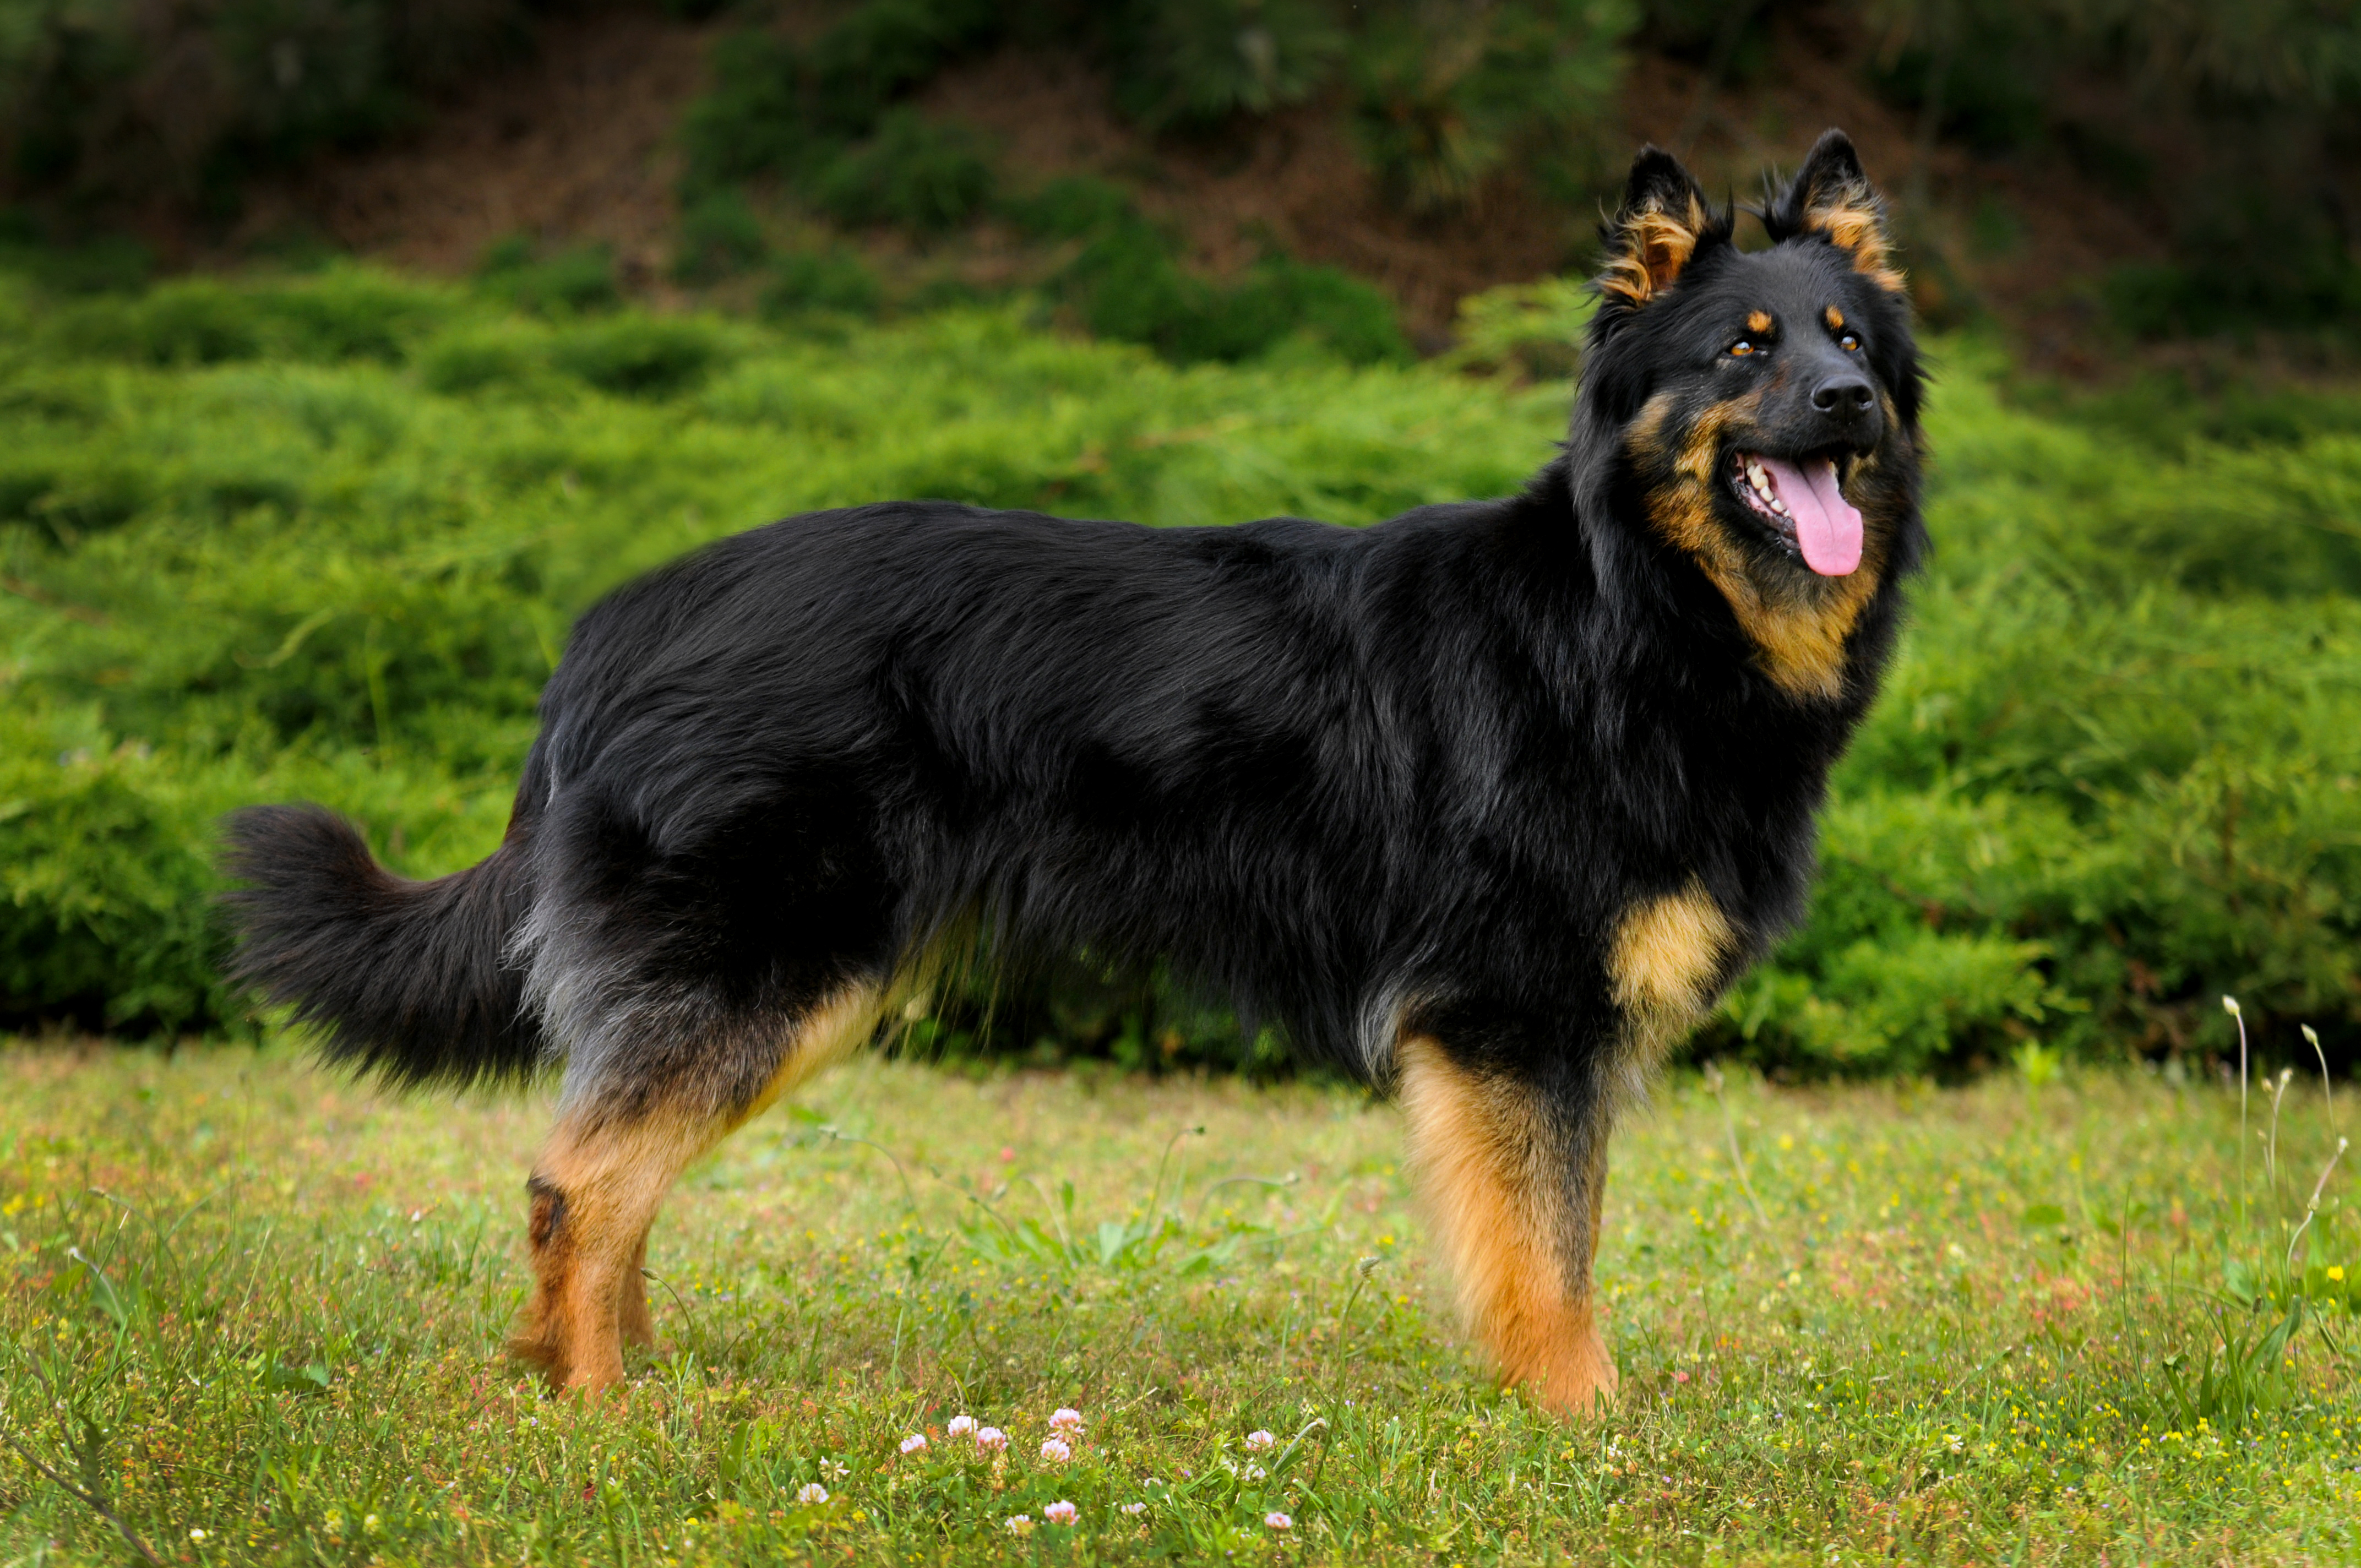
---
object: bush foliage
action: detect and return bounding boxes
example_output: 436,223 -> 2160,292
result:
2,269 -> 2358,1075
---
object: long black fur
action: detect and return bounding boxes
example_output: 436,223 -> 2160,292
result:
223,804 -> 540,1086
224,132 -> 1927,1130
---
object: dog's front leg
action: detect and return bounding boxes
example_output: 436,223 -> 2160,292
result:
1397,1035 -> 1617,1417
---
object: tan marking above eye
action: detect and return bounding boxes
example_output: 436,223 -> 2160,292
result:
1747,309 -> 1772,334
1824,306 -> 1845,330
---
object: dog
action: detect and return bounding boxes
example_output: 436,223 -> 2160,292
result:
224,130 -> 1924,1416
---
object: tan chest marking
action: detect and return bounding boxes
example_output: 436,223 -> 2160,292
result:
1608,879 -> 1734,1046
1636,391 -> 1885,702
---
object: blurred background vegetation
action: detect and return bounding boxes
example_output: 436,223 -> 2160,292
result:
2,0 -> 2359,1080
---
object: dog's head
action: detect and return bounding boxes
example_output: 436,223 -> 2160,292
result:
1569,130 -> 1925,697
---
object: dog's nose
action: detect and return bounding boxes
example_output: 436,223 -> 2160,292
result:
1811,374 -> 1876,420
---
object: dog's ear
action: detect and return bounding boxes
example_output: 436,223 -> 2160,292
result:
1764,129 -> 1905,294
1597,146 -> 1726,308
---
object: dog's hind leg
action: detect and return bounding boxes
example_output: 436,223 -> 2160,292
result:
1397,1034 -> 1619,1418
512,983 -> 885,1391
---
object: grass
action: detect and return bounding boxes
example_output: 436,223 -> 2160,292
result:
1,1040 -> 2355,1563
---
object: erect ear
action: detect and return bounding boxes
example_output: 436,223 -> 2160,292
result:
1763,128 -> 1904,294
1597,146 -> 1726,308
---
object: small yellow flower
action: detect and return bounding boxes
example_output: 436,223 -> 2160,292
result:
2329,1266 -> 2346,1282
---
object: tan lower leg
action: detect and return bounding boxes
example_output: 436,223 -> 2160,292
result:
513,1113 -> 715,1390
1398,1035 -> 1617,1417
619,1226 -> 655,1349
513,983 -> 889,1390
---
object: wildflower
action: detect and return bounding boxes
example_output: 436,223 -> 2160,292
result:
1243,1462 -> 1267,1481
1041,1436 -> 1073,1463
900,1434 -> 928,1455
946,1415 -> 977,1438
1005,1515 -> 1034,1536
189,1530 -> 209,1543
2332,1266 -> 2347,1282
1044,1501 -> 1078,1526
1244,1429 -> 1276,1451
1050,1407 -> 1084,1433
976,1427 -> 1009,1451
1119,1501 -> 1147,1516
795,1483 -> 829,1506
1265,1512 -> 1293,1531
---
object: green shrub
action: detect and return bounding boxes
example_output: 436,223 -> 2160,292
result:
679,3 -> 1003,199
0,0 -> 531,208
546,318 -> 729,398
2104,255 -> 2361,342
0,229 -> 154,294
1348,0 -> 1636,212
803,0 -> 999,136
1064,216 -> 1408,366
415,321 -> 553,396
813,111 -> 995,233
0,710 -> 232,1037
1107,0 -> 1346,128
1003,175 -> 1139,242
474,238 -> 620,318
43,267 -> 447,367
673,190 -> 770,284
4,264 -> 2360,1072
760,252 -> 884,319
678,32 -> 816,192
51,280 -> 264,364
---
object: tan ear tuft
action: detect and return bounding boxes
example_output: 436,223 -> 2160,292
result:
1601,203 -> 1711,305
1599,148 -> 1724,308
1767,130 -> 1906,296
1807,197 -> 1905,294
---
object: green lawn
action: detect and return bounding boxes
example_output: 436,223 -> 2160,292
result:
0,1041 -> 2354,1563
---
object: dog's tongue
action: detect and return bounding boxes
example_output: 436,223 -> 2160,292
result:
1761,455 -> 1863,576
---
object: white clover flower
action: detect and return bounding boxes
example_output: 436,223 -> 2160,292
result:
899,1433 -> 928,1455
1265,1511 -> 1293,1531
1049,1407 -> 1084,1433
946,1415 -> 977,1438
975,1426 -> 1009,1451
1041,1436 -> 1073,1462
795,1483 -> 829,1506
1005,1515 -> 1034,1536
1243,1463 -> 1267,1482
1044,1500 -> 1078,1526
189,1529 -> 209,1543
1119,1501 -> 1147,1516
1244,1429 -> 1276,1451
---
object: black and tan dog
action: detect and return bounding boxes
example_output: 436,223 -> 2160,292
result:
225,130 -> 1923,1416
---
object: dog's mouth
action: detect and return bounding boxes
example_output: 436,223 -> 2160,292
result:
1727,449 -> 1863,577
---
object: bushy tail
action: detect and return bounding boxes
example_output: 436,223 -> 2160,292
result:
221,805 -> 542,1088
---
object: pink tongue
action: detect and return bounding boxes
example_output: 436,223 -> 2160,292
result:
1760,455 -> 1863,576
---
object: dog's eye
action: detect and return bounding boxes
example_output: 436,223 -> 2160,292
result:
1838,332 -> 1862,352
1728,340 -> 1756,357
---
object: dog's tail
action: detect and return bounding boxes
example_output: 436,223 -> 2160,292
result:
220,804 -> 542,1088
